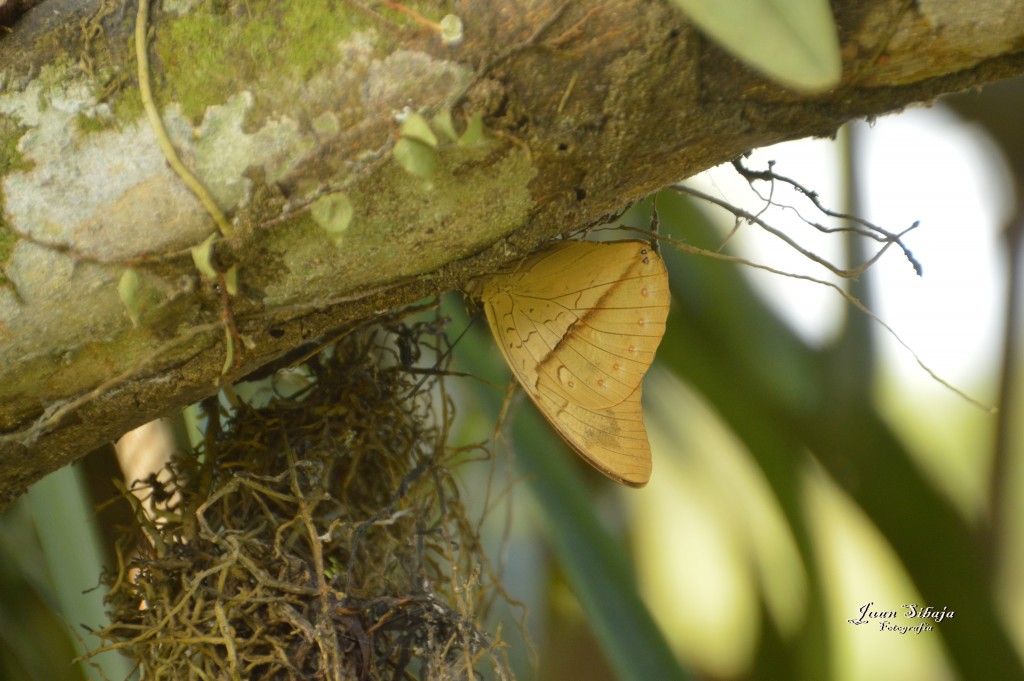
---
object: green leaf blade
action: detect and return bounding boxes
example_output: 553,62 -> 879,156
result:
670,0 -> 841,92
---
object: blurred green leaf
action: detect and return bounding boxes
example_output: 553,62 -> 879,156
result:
25,466 -> 132,681
510,408 -> 693,681
643,189 -> 1023,680
634,195 -> 832,679
668,0 -> 841,91
455,304 -> 692,681
0,503 -> 84,681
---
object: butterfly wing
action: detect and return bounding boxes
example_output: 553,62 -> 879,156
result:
477,240 -> 669,486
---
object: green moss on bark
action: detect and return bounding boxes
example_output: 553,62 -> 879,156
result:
0,114 -> 31,277
155,0 -> 371,123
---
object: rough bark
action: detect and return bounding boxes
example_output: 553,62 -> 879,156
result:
0,0 -> 1022,507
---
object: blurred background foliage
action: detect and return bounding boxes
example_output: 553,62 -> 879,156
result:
2,76 -> 1022,681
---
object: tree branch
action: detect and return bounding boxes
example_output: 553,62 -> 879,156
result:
0,0 -> 1022,506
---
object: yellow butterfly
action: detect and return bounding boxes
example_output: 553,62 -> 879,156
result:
469,240 -> 670,486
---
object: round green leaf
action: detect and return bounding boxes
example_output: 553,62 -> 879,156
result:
393,137 -> 436,180
224,264 -> 239,296
458,112 -> 485,146
399,112 -> 438,148
440,14 -> 464,45
311,192 -> 354,244
190,233 -> 219,279
432,109 -> 459,142
118,268 -> 142,327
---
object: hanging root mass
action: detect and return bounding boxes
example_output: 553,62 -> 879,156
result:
93,320 -> 509,680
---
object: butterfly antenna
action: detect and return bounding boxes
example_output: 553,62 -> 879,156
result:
649,194 -> 661,253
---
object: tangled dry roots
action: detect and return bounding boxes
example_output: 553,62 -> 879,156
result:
95,322 -> 509,680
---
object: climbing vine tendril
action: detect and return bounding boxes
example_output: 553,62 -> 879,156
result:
135,0 -> 233,238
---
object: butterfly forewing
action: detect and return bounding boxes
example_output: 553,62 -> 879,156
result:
476,240 -> 670,486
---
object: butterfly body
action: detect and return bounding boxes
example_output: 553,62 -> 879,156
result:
471,240 -> 670,486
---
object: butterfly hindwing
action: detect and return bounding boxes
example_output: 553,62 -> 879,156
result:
475,240 -> 670,487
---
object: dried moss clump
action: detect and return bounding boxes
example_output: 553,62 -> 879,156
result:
96,325 -> 509,680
